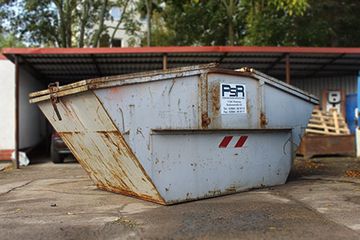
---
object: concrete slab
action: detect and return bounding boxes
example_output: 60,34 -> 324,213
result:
0,157 -> 359,240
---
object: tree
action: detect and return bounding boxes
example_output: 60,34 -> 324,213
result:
1,0 -> 138,47
110,0 -> 130,44
149,0 -> 240,46
0,33 -> 25,48
2,0 -> 360,48
222,0 -> 240,46
137,0 -> 164,46
92,0 -> 109,47
243,0 -> 308,46
243,0 -> 360,47
146,0 -> 308,46
291,0 -> 360,47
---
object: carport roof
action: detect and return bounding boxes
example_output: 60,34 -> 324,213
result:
2,46 -> 360,83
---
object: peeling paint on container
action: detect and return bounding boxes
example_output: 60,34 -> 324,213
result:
30,64 -> 318,205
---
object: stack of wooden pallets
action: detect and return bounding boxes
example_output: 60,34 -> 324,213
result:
298,107 -> 354,159
305,108 -> 350,136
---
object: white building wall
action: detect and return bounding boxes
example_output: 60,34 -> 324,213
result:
105,1 -> 146,47
0,60 -> 15,150
105,19 -> 146,47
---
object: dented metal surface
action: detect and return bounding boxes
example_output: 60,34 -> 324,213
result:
235,68 -> 319,104
199,72 -> 211,128
30,64 -> 318,205
37,91 -> 164,204
150,130 -> 292,204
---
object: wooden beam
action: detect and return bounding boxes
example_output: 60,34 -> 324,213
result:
162,53 -> 168,70
91,54 -> 102,77
285,54 -> 291,84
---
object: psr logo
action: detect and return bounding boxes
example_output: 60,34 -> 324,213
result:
221,84 -> 245,98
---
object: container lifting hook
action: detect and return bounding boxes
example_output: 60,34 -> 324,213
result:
48,82 -> 62,121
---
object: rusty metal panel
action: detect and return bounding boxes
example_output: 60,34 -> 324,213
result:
263,85 -> 314,148
94,75 -> 200,176
29,63 -> 216,103
207,73 -> 261,129
298,134 -> 355,159
150,130 -> 292,204
37,91 -> 164,204
207,72 -> 314,148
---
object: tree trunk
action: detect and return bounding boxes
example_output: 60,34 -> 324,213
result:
222,0 -> 235,46
145,0 -> 152,46
228,0 -> 234,46
92,0 -> 108,47
54,0 -> 67,47
79,0 -> 90,47
110,0 -> 130,44
65,0 -> 73,47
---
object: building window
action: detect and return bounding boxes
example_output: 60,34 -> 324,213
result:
111,38 -> 122,47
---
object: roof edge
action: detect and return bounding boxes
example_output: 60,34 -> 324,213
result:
4,46 -> 360,56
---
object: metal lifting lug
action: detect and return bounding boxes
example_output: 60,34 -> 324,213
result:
48,82 -> 62,121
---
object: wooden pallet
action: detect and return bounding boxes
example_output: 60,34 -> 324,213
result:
305,108 -> 350,136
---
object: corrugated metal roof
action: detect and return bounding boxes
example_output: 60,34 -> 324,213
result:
2,46 -> 360,84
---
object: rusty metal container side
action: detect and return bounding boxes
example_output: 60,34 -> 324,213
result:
149,129 -> 292,203
30,64 -> 318,205
36,91 -> 165,204
206,70 -> 318,147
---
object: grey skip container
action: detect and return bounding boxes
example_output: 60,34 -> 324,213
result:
29,64 -> 318,205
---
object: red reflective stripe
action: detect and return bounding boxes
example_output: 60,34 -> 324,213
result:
219,136 -> 233,148
235,136 -> 248,148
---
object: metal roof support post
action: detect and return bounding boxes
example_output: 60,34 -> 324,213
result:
356,71 -> 360,158
162,53 -> 168,70
285,54 -> 291,84
14,55 -> 20,169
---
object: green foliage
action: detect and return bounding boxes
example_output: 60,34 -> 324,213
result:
268,0 -> 308,16
0,33 -> 25,48
1,0 -> 360,47
292,0 -> 360,47
144,0 -> 308,46
142,0 -> 246,46
243,0 -> 360,46
0,0 -> 139,47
